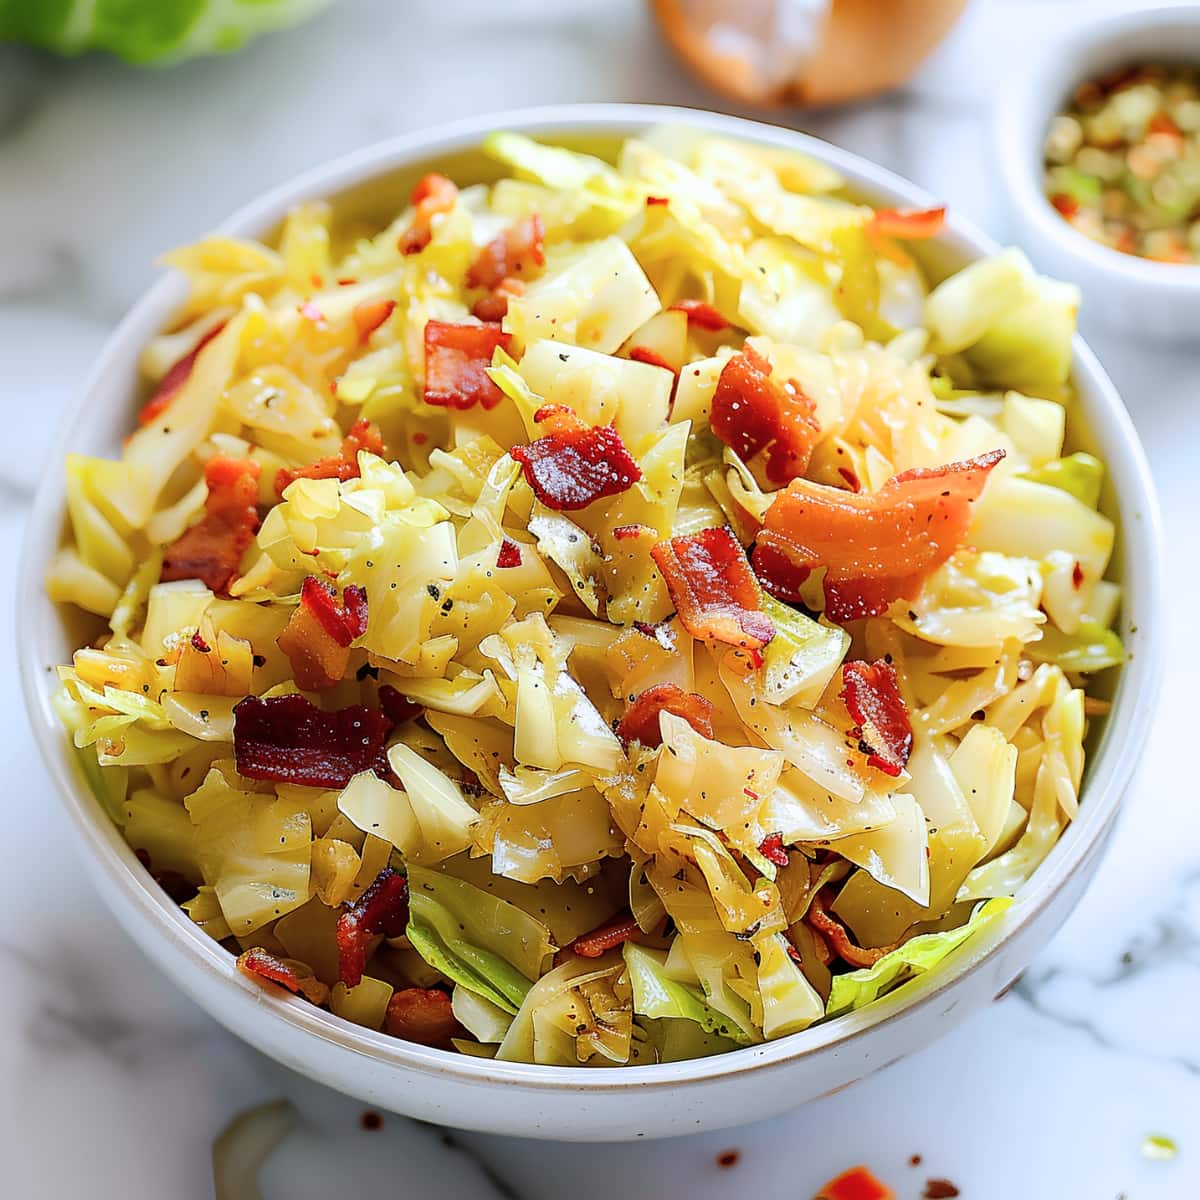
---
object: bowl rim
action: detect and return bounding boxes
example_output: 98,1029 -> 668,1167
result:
994,2 -> 1200,287
18,101 -> 1166,1094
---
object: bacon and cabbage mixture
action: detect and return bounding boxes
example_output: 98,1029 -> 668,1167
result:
48,128 -> 1123,1066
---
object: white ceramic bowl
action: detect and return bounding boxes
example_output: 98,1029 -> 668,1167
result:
19,104 -> 1164,1141
995,4 -> 1200,342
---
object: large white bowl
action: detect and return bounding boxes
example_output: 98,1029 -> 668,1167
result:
19,104 -> 1164,1141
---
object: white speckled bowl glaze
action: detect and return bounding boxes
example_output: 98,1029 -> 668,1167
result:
19,105 -> 1163,1141
995,4 -> 1200,341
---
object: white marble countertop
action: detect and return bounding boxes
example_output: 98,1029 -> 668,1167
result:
2,1 -> 1197,1196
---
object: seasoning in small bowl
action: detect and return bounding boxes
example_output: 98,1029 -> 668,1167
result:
1044,64 -> 1200,263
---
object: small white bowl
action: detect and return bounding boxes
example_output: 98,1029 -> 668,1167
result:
19,104 -> 1164,1141
995,4 -> 1200,342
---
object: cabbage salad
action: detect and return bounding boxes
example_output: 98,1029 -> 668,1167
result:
48,127 -> 1123,1066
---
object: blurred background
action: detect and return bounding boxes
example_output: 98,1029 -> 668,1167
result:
2,2 -> 1196,1198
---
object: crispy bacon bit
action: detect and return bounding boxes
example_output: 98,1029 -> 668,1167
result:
277,577 -> 368,690
842,659 -> 912,777
814,1166 -> 896,1200
569,911 -> 644,959
423,320 -> 511,411
466,214 -> 545,291
336,867 -> 409,988
710,347 -> 821,485
651,528 -> 774,650
838,467 -> 862,492
399,172 -> 459,255
754,450 -> 1004,622
237,948 -> 330,1006
352,298 -> 396,343
496,538 -> 522,568
161,456 -> 261,594
922,1181 -> 960,1200
471,276 -> 525,322
511,413 -> 642,511
138,321 -> 227,426
617,684 -> 714,749
646,195 -> 670,207
628,345 -> 675,372
378,684 -> 421,726
384,987 -> 462,1048
275,418 -> 385,495
1050,192 -> 1080,219
869,206 -> 947,241
1072,560 -> 1085,589
750,541 -> 811,604
190,630 -> 211,653
758,833 -> 790,868
670,299 -> 730,331
806,890 -> 898,969
233,693 -> 394,789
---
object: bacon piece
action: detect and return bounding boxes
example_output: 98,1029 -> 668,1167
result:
377,684 -> 421,726
669,299 -> 730,331
237,948 -> 330,1006
510,410 -> 642,511
336,867 -> 409,988
161,456 -> 261,594
276,577 -> 368,690
384,987 -> 462,1048
233,693 -> 394,789
806,891 -> 897,970
352,298 -> 396,343
758,833 -> 790,868
842,659 -> 912,777
754,450 -> 1004,622
138,321 -> 228,426
814,1166 -> 896,1200
569,911 -> 643,959
651,527 -> 774,651
1049,192 -> 1079,219
710,347 -> 821,484
616,683 -> 714,749
466,214 -> 545,291
750,540 -> 811,604
868,206 -> 946,241
399,172 -> 459,255
496,538 -> 522,568
471,276 -> 525,323
275,418 -> 385,495
423,320 -> 511,411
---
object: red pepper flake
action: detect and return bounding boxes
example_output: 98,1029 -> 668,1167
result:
651,527 -> 775,650
378,684 -> 421,726
336,867 -> 409,987
842,659 -> 912,777
1050,192 -> 1080,218
467,214 -> 545,291
161,456 -> 261,594
383,986 -> 462,1048
412,431 -> 429,446
646,194 -> 670,206
568,911 -> 644,958
838,467 -> 862,492
496,538 -> 523,568
237,948 -> 330,1006
612,523 -> 650,541
233,693 -> 395,790
423,320 -> 511,411
399,172 -> 459,255
360,1111 -> 384,1131
758,833 -> 790,868
710,346 -> 821,485
138,320 -> 227,426
670,298 -> 731,331
190,630 -> 211,653
755,450 -> 1003,622
716,1150 -> 740,1168
628,345 -> 675,372
616,683 -> 715,749
869,206 -> 947,241
922,1182 -> 959,1199
511,412 -> 642,511
1072,560 -> 1085,589
275,418 -> 385,495
352,298 -> 396,343
337,277 -> 358,287
909,1156 -> 923,1168
277,577 -> 368,690
814,1166 -> 896,1200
